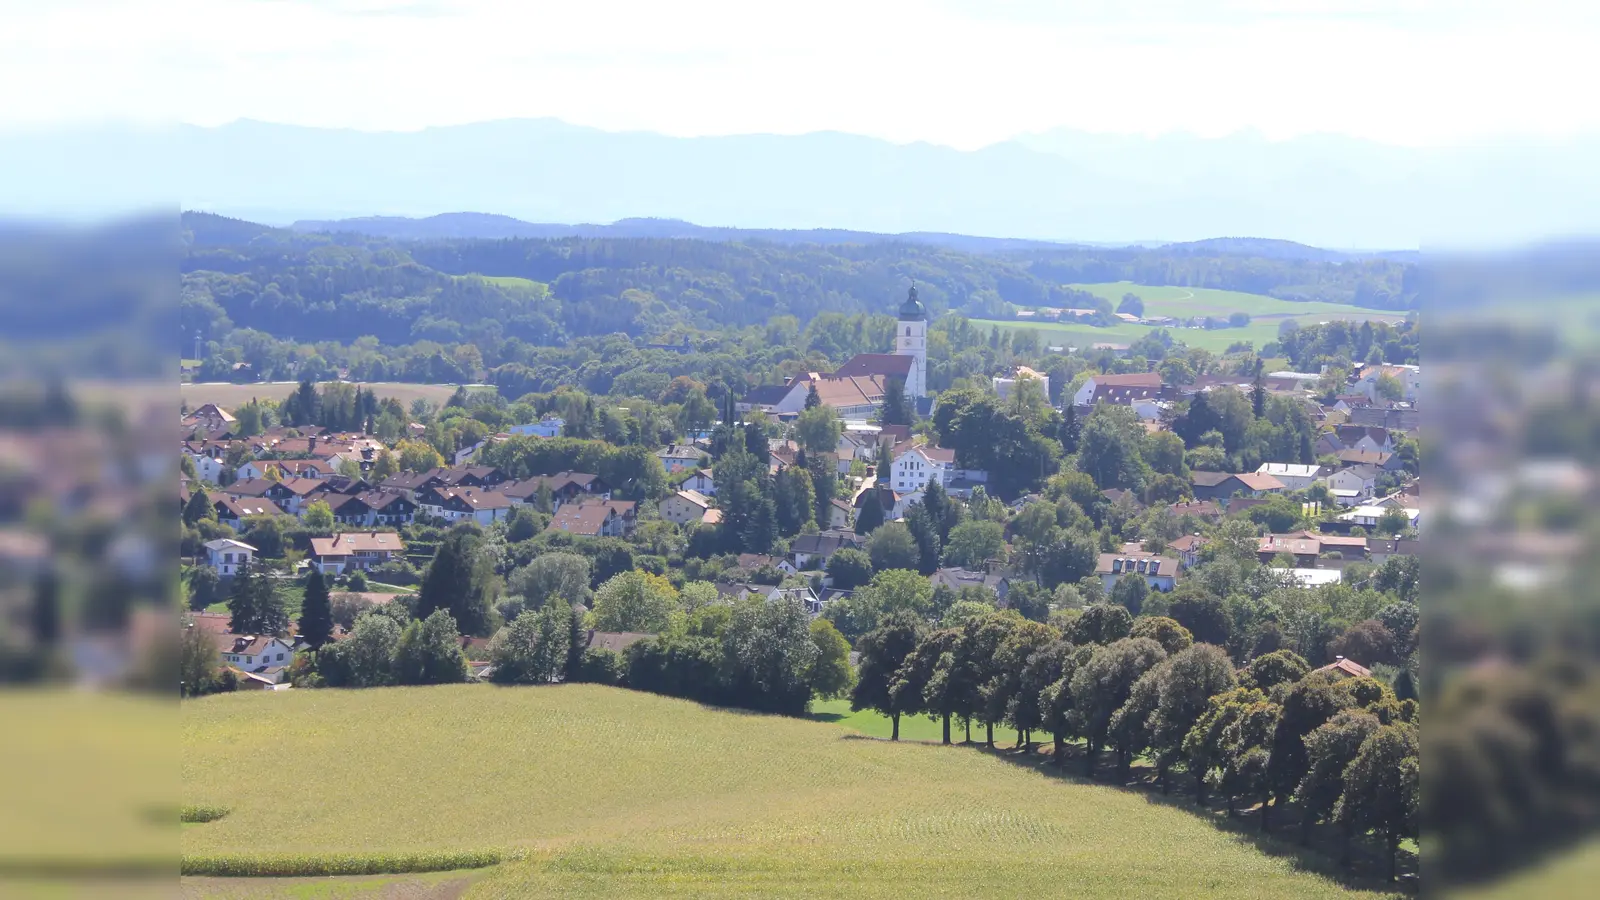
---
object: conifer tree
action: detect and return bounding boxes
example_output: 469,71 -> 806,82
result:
298,568 -> 334,649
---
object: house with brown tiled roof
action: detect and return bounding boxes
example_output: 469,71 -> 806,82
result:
547,500 -> 622,538
1167,533 -> 1211,568
308,532 -> 405,575
416,485 -> 514,525
1190,471 -> 1286,503
1072,371 -> 1162,407
661,489 -> 716,526
1168,499 -> 1222,521
1316,656 -> 1373,679
217,634 -> 295,683
377,470 -> 446,500
502,472 -> 609,509
213,495 -> 280,528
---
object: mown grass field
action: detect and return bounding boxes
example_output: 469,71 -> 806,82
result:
809,697 -> 1028,745
180,382 -> 494,411
1064,281 -> 1380,321
182,685 -> 1397,899
974,281 -> 1406,354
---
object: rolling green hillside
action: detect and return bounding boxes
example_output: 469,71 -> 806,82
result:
181,685 -> 1397,899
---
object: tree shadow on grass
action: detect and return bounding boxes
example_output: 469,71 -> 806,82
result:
807,712 -> 848,724
973,740 -> 1415,896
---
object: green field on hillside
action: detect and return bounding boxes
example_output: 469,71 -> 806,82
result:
1064,282 -> 1381,321
975,317 -> 1283,354
463,274 -> 546,292
181,685 -> 1396,899
181,382 -> 492,411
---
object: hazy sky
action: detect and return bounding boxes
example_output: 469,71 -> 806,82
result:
1,0 -> 1591,149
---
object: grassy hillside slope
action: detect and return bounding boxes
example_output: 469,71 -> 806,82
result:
182,685 -> 1394,899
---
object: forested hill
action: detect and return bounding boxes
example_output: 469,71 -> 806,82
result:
180,211 -> 1417,350
288,212 -> 1083,254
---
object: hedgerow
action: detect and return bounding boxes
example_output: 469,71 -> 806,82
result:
180,805 -> 230,823
180,849 -> 503,877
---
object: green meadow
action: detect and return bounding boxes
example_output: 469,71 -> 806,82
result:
180,684 -> 1399,899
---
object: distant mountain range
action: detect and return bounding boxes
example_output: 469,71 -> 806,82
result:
5,118 -> 1598,248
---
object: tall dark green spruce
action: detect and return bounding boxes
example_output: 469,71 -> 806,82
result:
298,568 -> 334,649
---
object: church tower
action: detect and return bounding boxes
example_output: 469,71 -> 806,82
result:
895,284 -> 927,400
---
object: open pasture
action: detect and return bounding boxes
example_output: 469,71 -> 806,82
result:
181,382 -> 493,411
181,684 -> 1396,899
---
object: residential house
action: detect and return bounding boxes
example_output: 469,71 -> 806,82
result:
416,485 -> 514,525
683,468 -> 717,496
1334,448 -> 1404,472
826,497 -> 853,531
1366,537 -> 1421,565
1339,505 -> 1420,531
1095,552 -> 1179,593
1256,462 -> 1326,492
509,415 -> 565,438
930,567 -> 1011,605
182,403 -> 237,436
1072,372 -> 1162,407
435,466 -> 509,489
715,582 -> 822,615
183,445 -> 231,483
1167,533 -> 1210,569
319,492 -> 374,526
1347,405 -> 1420,434
377,470 -> 446,501
656,444 -> 705,474
501,471 -> 609,510
212,495 -> 278,530
202,538 -> 256,577
359,491 -> 417,527
737,554 -> 801,577
1316,656 -> 1374,679
1189,471 -> 1287,503
1326,465 -> 1380,505
789,529 -> 866,570
1168,500 -> 1222,521
993,366 -> 1051,404
236,458 -> 335,481
1332,425 -> 1395,455
308,532 -> 406,575
1356,364 -> 1421,402
889,444 -> 956,494
661,489 -> 716,526
219,635 -> 295,679
547,499 -> 636,538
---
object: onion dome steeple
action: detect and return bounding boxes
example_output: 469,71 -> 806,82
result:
898,283 -> 927,321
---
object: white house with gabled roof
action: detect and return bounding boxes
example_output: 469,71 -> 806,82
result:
202,539 -> 257,578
